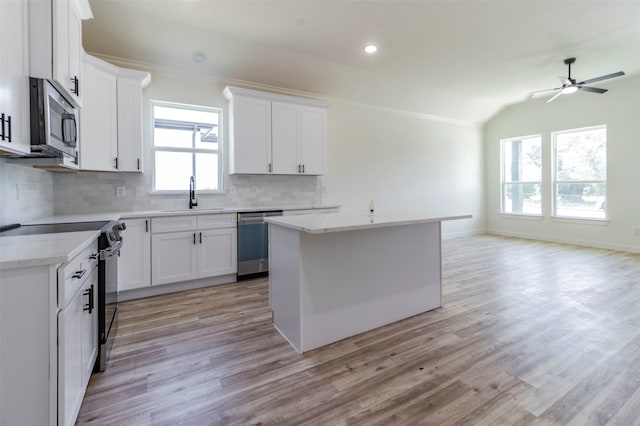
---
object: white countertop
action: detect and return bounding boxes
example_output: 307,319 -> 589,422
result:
26,204 -> 340,223
0,231 -> 99,270
1,204 -> 339,270
264,211 -> 472,234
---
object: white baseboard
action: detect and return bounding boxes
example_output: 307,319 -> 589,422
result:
119,274 -> 238,301
486,228 -> 640,254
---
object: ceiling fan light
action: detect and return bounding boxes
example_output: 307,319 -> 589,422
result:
561,86 -> 578,95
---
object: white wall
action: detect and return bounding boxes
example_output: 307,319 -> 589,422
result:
322,102 -> 484,238
485,74 -> 640,252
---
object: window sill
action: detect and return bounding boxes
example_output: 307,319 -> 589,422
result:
550,216 -> 609,226
499,213 -> 544,221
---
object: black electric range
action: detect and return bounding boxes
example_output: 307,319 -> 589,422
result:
0,221 -> 114,236
0,220 -> 124,373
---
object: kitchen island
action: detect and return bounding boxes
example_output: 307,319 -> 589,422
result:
265,211 -> 471,353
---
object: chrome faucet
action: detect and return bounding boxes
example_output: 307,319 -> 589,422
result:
189,176 -> 198,209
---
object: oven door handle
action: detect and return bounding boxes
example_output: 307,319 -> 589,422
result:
103,241 -> 122,257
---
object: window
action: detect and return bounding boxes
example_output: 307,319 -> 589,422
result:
501,135 -> 542,215
553,125 -> 607,219
152,102 -> 222,192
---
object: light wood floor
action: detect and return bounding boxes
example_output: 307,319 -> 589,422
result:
77,235 -> 640,425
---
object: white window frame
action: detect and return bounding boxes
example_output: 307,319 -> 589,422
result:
151,101 -> 223,194
500,134 -> 542,216
552,124 -> 607,220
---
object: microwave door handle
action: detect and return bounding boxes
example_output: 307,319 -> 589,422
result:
61,113 -> 77,147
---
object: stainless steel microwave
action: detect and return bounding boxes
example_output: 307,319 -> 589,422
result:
29,78 -> 79,164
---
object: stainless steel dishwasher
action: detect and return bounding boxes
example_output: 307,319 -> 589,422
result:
237,210 -> 283,279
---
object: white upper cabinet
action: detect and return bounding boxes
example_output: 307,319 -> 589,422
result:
29,0 -> 93,106
223,86 -> 328,175
79,54 -> 150,172
80,54 -> 118,171
0,0 -> 31,155
227,95 -> 272,174
271,101 -> 299,174
117,69 -> 149,172
298,105 -> 327,175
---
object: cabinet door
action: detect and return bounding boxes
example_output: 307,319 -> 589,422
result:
80,58 -> 118,171
298,106 -> 326,175
58,284 -> 83,426
52,0 -> 70,91
271,101 -> 299,174
0,0 -> 30,155
81,270 -> 98,385
151,231 -> 198,285
66,0 -> 83,105
198,228 -> 238,278
116,76 -> 144,172
119,218 -> 151,291
230,96 -> 271,174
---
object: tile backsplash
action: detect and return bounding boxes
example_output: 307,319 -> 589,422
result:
52,171 -> 322,214
0,159 -> 54,226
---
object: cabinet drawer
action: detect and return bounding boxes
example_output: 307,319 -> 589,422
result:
58,240 -> 99,309
152,216 -> 197,233
198,213 -> 237,230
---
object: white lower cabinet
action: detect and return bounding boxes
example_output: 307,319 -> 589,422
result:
118,218 -> 151,291
198,228 -> 238,277
151,214 -> 237,286
58,256 -> 98,426
58,286 -> 83,426
152,231 -> 198,285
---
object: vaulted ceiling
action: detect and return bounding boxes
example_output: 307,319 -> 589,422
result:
83,0 -> 640,124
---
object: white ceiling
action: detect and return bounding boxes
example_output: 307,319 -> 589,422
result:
83,0 -> 640,124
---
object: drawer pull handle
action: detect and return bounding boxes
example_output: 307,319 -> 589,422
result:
83,284 -> 94,313
72,269 -> 86,279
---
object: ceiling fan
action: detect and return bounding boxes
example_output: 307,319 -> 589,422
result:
531,58 -> 625,103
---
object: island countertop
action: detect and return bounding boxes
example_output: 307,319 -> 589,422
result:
264,211 -> 472,234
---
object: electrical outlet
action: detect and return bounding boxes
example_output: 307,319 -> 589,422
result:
134,186 -> 144,197
116,186 -> 126,197
251,185 -> 258,194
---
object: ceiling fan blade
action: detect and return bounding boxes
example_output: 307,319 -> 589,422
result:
529,87 -> 562,98
578,71 -> 625,85
546,90 -> 563,103
579,86 -> 607,94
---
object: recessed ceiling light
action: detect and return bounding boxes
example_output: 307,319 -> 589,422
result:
364,44 -> 378,54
